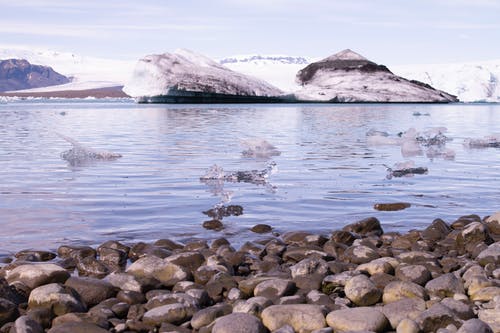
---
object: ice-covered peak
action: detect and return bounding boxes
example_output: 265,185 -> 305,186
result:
220,55 -> 310,65
325,49 -> 369,61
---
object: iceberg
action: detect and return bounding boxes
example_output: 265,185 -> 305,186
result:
293,49 -> 458,103
123,49 -> 284,103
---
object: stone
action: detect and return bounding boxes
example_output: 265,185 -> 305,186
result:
5,263 -> 70,290
190,304 -> 232,330
395,264 -> 432,286
457,319 -> 494,333
203,219 -> 224,231
282,246 -> 329,262
262,304 -> 326,333
76,257 -> 110,278
105,272 -> 143,293
415,303 -> 461,333
51,312 -> 109,329
396,318 -> 420,333
344,274 -> 381,306
212,313 -> 267,333
457,222 -> 493,254
383,281 -> 427,304
356,258 -> 396,276
343,245 -> 380,264
126,255 -> 164,279
152,263 -> 191,287
165,252 -> 206,274
145,292 -> 198,313
11,315 -> 44,333
128,242 -> 171,260
422,218 -> 451,241
65,276 -> 118,307
254,279 -> 296,300
326,307 -> 389,333
0,298 -> 17,326
57,245 -> 96,261
154,238 -> 184,251
478,308 -> 500,333
251,224 -> 272,233
142,303 -> 194,326
97,247 -> 127,270
485,212 -> 500,235
470,287 -> 500,302
14,250 -> 56,262
425,273 -> 465,299
466,275 -> 494,297
28,283 -> 86,316
441,297 -> 474,320
47,322 -> 109,333
290,257 -> 329,279
476,243 -> 500,266
342,217 -> 384,236
382,297 -> 426,329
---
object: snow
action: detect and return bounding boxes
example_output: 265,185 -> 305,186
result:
123,49 -> 283,98
0,45 -> 135,90
392,60 -> 500,103
5,80 -> 122,93
221,54 -> 312,92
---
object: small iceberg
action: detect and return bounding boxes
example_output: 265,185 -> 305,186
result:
200,162 -> 277,186
464,135 -> 500,148
58,133 -> 122,166
241,139 -> 281,158
385,161 -> 428,179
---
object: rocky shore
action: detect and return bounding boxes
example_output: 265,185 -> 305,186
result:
0,213 -> 499,333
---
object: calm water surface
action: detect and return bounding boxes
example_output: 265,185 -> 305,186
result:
1,100 -> 499,253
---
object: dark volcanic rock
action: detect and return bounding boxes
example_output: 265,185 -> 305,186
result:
0,59 -> 69,92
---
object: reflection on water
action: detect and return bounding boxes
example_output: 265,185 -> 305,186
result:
0,100 -> 500,251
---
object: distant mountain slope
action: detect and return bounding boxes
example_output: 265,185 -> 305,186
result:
392,61 -> 500,102
0,59 -> 70,92
292,49 -> 457,103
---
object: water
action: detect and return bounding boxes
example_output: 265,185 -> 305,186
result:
1,100 -> 499,253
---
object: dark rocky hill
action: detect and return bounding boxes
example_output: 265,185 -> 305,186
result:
0,59 -> 70,92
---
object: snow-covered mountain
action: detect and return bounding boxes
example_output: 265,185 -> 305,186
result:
392,61 -> 500,103
220,55 -> 312,92
123,49 -> 283,102
0,46 -> 135,90
0,59 -> 70,91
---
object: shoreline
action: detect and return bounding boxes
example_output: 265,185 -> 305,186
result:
0,213 -> 498,332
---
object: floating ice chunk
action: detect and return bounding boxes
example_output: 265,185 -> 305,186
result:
366,135 -> 402,145
413,111 -> 430,116
241,139 -> 281,158
201,164 -> 226,180
416,127 -> 449,146
366,128 -> 389,137
385,161 -> 428,179
401,140 -> 423,158
426,147 -> 456,160
58,133 -> 122,166
464,134 -> 500,148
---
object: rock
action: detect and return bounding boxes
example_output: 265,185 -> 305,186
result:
212,313 -> 267,333
97,247 -> 127,270
485,212 -> 500,235
395,264 -> 432,286
422,218 -> 451,241
396,318 -> 420,333
123,49 -> 283,103
382,297 -> 426,329
373,202 -> 411,211
10,315 -> 44,333
262,304 -> 326,333
0,298 -> 17,326
470,287 -> 500,302
203,219 -> 224,231
283,246 -> 328,262
457,222 -> 493,254
154,239 -> 184,251
105,272 -> 143,293
65,276 -> 118,307
326,307 -> 389,332
478,308 -> 500,333
457,319 -> 493,333
14,250 -> 56,262
425,273 -> 465,299
290,257 -> 329,279
233,297 -> 272,316
343,245 -> 380,264
5,263 -> 70,290
51,312 -> 109,329
28,283 -> 86,316
0,59 -> 70,92
344,274 -> 381,306
251,224 -> 273,233
466,275 -> 494,297
415,303 -> 462,333
441,297 -> 474,320
47,322 -> 109,333
152,262 -> 191,287
476,242 -> 500,266
165,252 -> 206,274
76,257 -> 110,278
254,279 -> 296,300
383,281 -> 427,304
358,257 -> 397,275
129,242 -> 172,260
190,304 -> 232,330
342,217 -> 383,236
126,255 -> 164,279
142,303 -> 194,326
57,245 -> 96,261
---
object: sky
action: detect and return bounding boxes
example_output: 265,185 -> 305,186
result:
0,0 -> 499,65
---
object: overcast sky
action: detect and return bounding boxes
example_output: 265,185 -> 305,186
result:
0,0 -> 499,64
